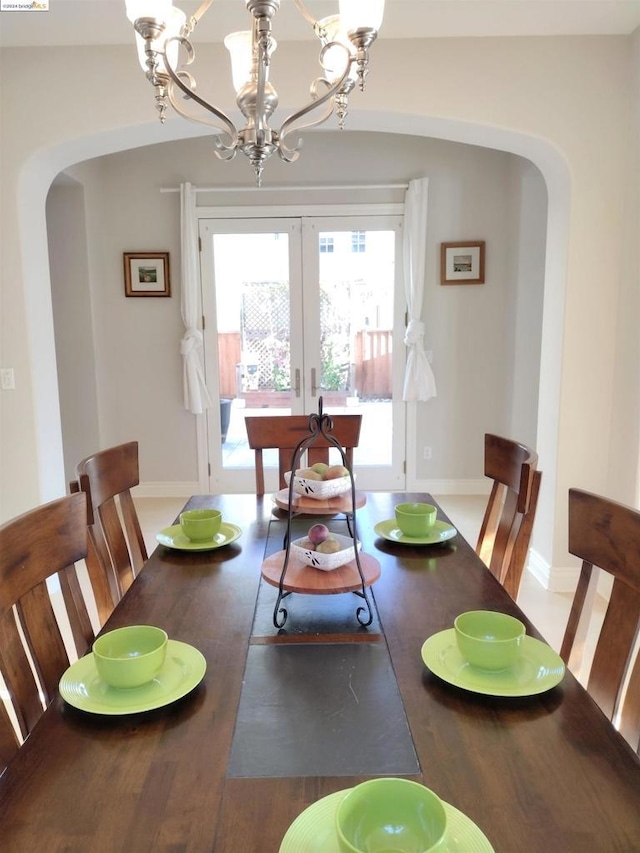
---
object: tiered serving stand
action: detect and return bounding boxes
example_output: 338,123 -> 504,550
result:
261,400 -> 380,629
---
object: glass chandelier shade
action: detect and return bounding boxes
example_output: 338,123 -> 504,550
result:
125,0 -> 385,185
339,0 -> 385,32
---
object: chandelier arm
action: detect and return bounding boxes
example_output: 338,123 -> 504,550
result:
278,83 -> 335,161
254,18 -> 270,139
292,0 -> 317,28
164,84 -> 238,151
160,44 -> 239,147
278,55 -> 353,152
183,0 -> 216,37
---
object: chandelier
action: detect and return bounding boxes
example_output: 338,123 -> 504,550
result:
125,0 -> 384,185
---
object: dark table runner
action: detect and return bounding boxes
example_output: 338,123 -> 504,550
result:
227,514 -> 420,778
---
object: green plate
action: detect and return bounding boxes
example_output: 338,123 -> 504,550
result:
421,629 -> 565,697
279,788 -> 494,852
374,518 -> 457,545
156,522 -> 242,551
59,640 -> 206,715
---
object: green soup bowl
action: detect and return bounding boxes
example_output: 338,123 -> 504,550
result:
335,778 -> 448,853
394,502 -> 438,537
454,610 -> 525,671
179,508 -> 222,542
93,625 -> 168,689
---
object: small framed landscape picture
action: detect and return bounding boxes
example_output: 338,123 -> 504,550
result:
123,252 -> 171,297
440,241 -> 485,285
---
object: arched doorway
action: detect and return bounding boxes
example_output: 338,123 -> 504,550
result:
19,115 -> 569,577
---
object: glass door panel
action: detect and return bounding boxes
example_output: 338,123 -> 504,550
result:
200,219 -> 303,493
302,217 -> 405,489
201,214 -> 405,493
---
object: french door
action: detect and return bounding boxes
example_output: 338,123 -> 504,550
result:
199,212 -> 406,494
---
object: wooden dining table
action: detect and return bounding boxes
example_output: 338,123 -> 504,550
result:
1,491 -> 639,852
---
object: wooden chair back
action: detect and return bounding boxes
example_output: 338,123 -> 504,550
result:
69,478 -> 121,627
476,433 -> 541,599
0,700 -> 19,774
0,492 -> 93,763
245,414 -> 362,496
561,488 -> 640,753
75,441 -> 148,598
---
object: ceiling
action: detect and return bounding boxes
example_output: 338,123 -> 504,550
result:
1,0 -> 639,48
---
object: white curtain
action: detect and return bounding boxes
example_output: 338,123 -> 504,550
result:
402,178 -> 437,401
180,182 -> 214,414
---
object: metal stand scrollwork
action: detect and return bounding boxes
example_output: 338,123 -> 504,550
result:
273,398 -> 373,630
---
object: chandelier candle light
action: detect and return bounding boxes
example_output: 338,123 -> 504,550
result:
125,0 -> 384,186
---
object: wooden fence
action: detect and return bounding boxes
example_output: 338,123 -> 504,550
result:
216,330 -> 392,400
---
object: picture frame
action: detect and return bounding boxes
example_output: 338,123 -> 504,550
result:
123,252 -> 171,297
440,241 -> 485,285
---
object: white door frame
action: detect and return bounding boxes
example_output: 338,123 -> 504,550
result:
196,202 -> 405,494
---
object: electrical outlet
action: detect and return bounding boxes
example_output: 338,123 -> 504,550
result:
423,446 -> 432,460
0,368 -> 15,390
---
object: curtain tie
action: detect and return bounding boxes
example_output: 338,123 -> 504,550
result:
404,319 -> 425,347
180,328 -> 203,356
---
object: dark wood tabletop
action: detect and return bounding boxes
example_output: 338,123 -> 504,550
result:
1,492 -> 639,852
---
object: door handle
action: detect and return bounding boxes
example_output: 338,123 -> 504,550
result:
294,368 -> 301,398
311,367 -> 318,397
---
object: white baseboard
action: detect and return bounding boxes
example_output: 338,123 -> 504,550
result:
133,482 -> 199,499
527,548 -> 579,593
410,478 -> 491,495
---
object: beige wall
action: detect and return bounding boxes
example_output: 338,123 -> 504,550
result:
55,132 -> 542,489
1,34 -> 639,586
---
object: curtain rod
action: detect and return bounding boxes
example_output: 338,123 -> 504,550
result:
160,183 -> 409,193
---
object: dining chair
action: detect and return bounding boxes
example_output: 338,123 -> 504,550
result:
245,414 -> 362,496
74,441 -> 148,599
561,488 -> 640,754
476,433 -> 541,600
0,492 -> 94,762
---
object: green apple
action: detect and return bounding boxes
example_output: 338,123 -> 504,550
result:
324,464 -> 349,480
296,468 -> 322,480
311,462 -> 329,476
316,536 -> 341,554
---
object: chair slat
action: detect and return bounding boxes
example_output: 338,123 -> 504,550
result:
17,584 -> 70,706
0,700 -> 18,772
562,488 -> 640,754
618,648 -> 640,749
587,581 -> 640,720
476,434 -> 541,600
99,499 -> 135,595
0,492 -> 92,767
0,610 -> 38,738
75,441 -> 149,615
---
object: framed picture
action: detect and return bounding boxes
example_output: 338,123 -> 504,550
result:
123,252 -> 171,297
440,241 -> 485,285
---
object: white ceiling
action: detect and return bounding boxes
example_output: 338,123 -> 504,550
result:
1,0 -> 639,47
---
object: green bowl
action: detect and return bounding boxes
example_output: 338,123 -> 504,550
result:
394,502 -> 437,537
93,625 -> 168,689
335,778 -> 448,853
179,509 -> 221,542
454,610 -> 525,671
